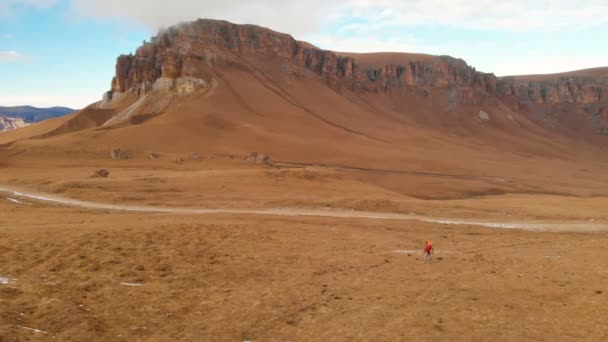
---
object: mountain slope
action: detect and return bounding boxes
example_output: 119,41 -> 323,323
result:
2,19 -> 608,198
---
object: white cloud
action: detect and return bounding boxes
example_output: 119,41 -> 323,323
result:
67,0 -> 608,35
0,50 -> 26,62
344,0 -> 608,32
68,0 -> 344,36
3,0 -> 608,36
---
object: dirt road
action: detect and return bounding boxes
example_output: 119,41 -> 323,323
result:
2,185 -> 607,232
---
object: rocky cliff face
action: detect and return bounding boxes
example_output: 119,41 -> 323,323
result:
497,76 -> 608,105
107,19 -> 608,106
496,75 -> 608,135
107,19 -> 497,98
0,117 -> 29,132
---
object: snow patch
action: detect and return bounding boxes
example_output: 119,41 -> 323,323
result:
0,277 -> 15,284
19,326 -> 47,334
120,282 -> 144,287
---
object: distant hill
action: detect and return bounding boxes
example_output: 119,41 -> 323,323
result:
0,106 -> 76,123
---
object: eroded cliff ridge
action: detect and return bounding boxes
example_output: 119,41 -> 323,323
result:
103,19 -> 607,134
107,19 -> 496,96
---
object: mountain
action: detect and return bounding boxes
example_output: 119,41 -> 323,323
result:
2,19 -> 608,198
0,106 -> 76,123
47,19 -> 607,143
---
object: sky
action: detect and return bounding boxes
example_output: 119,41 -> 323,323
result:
1,0 -> 607,108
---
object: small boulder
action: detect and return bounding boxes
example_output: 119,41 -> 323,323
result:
246,152 -> 275,167
110,148 -> 121,160
188,152 -> 202,161
92,169 -> 110,178
110,148 -> 132,160
477,111 -> 490,122
148,152 -> 160,160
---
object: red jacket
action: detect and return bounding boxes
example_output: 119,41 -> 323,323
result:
424,244 -> 433,253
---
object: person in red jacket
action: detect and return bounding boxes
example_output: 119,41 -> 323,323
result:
423,240 -> 433,262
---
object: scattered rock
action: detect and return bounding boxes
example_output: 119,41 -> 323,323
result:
175,77 -> 208,95
188,152 -> 202,160
92,169 -> 110,178
477,111 -> 490,122
111,148 -> 133,160
175,158 -> 184,165
246,152 -> 275,167
110,148 -> 121,159
150,77 -> 208,95
148,152 -> 160,160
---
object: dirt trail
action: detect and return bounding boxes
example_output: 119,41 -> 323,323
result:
1,185 -> 607,232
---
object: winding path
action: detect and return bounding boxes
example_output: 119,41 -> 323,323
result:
1,185 -> 607,232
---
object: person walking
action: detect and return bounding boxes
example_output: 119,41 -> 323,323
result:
423,240 -> 433,262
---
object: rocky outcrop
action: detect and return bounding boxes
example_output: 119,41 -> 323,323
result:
151,77 -> 208,94
102,19 -> 608,108
246,152 -> 275,167
497,76 -> 608,105
476,111 -> 490,122
353,57 -> 496,92
495,75 -> 608,134
92,169 -> 110,178
106,19 -> 497,99
0,117 -> 29,132
110,148 -> 133,160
